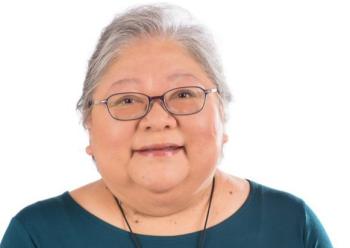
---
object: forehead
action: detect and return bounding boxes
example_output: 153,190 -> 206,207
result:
94,37 -> 214,96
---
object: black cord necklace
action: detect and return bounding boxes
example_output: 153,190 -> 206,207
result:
112,176 -> 216,248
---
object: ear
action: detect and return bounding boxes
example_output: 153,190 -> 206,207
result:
223,133 -> 228,144
216,95 -> 227,124
85,115 -> 92,131
86,145 -> 93,156
84,117 -> 94,157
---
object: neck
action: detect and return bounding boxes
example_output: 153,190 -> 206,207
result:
102,174 -> 217,235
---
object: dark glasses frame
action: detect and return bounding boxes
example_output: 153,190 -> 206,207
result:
90,86 -> 218,121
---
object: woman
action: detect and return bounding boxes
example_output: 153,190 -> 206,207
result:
1,3 -> 332,248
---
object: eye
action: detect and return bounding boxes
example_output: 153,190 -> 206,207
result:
178,91 -> 193,98
171,89 -> 196,99
119,97 -> 135,105
109,94 -> 144,107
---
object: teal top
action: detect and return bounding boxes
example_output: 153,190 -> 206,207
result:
1,180 -> 333,248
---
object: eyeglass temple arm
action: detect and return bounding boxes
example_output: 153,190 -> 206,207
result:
205,88 -> 218,94
89,99 -> 108,106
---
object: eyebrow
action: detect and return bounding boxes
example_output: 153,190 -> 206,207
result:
107,73 -> 200,91
108,78 -> 140,90
166,72 -> 200,82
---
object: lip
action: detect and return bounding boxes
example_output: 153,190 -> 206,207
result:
134,143 -> 183,151
133,143 -> 185,157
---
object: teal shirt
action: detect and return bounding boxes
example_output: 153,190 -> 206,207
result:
1,180 -> 333,247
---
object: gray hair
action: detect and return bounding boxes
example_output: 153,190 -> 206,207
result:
76,3 -> 233,128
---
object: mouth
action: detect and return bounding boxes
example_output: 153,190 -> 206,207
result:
133,144 -> 185,157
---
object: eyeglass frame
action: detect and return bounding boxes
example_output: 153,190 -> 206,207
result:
90,86 -> 218,121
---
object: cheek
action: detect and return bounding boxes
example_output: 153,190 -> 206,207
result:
185,105 -> 224,170
89,114 -> 134,177
190,123 -> 222,157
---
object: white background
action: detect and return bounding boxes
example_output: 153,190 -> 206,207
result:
0,0 -> 349,247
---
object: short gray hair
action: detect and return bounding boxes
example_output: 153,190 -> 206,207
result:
76,3 -> 233,128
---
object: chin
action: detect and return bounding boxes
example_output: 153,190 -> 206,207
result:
144,183 -> 177,194
130,169 -> 189,194
128,158 -> 189,192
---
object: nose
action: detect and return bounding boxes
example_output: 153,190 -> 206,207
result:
138,99 -> 177,131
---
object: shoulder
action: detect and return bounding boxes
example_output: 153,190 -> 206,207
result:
14,192 -> 69,227
216,171 -> 305,214
251,180 -> 306,211
248,180 -> 312,238
1,192 -> 70,247
250,181 -> 333,246
12,179 -> 104,229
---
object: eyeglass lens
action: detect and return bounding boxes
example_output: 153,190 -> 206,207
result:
106,87 -> 206,120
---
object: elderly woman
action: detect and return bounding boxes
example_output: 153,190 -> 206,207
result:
1,4 -> 332,248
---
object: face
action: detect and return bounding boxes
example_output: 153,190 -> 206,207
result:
86,37 -> 228,205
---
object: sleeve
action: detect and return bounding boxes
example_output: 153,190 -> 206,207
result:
303,202 -> 333,248
0,218 -> 36,248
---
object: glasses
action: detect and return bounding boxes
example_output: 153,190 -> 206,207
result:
91,86 -> 218,121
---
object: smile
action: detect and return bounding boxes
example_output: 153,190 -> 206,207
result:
133,145 -> 185,157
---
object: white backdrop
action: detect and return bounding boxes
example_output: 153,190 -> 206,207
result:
0,0 -> 349,247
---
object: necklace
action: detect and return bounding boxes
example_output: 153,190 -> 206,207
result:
112,176 -> 216,248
